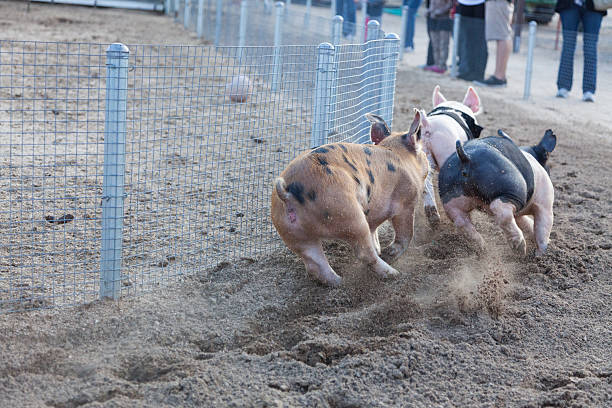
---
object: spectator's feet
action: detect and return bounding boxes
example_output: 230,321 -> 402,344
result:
420,64 -> 434,70
556,88 -> 569,98
426,65 -> 446,74
582,91 -> 595,102
457,73 -> 478,81
474,75 -> 507,87
405,46 -> 414,53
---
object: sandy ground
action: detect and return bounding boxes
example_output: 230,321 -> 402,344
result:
1,1 -> 612,407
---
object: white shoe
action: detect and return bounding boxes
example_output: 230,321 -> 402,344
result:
404,46 -> 414,53
582,91 -> 595,102
556,88 -> 569,98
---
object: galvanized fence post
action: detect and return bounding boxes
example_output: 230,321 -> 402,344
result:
214,0 -> 223,46
184,0 -> 191,29
331,15 -> 343,45
311,43 -> 336,148
304,0 -> 312,28
238,0 -> 248,61
272,1 -> 284,92
399,5 -> 408,61
197,0 -> 204,38
285,0 -> 291,16
523,21 -> 537,100
356,19 -> 380,143
381,33 -> 400,126
174,0 -> 181,20
450,14 -> 461,78
165,0 -> 172,15
360,0 -> 367,42
331,0 -> 336,18
100,43 -> 129,300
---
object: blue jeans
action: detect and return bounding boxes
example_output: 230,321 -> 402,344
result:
336,0 -> 356,37
557,5 -> 603,94
403,0 -> 423,48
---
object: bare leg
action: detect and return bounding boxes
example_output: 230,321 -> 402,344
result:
516,215 -> 535,242
372,227 -> 382,256
493,38 -> 512,80
382,203 -> 416,262
291,241 -> 342,286
490,199 -> 526,255
423,153 -> 440,229
349,218 -> 399,279
445,206 -> 486,252
533,204 -> 554,256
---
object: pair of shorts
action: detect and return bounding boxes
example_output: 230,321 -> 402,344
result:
485,0 -> 513,41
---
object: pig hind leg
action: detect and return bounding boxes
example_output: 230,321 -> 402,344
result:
424,154 -> 441,229
490,199 -> 526,255
290,241 -> 342,286
533,204 -> 553,256
516,215 -> 535,242
371,227 -> 382,256
347,214 -> 399,279
382,201 -> 416,262
445,206 -> 486,252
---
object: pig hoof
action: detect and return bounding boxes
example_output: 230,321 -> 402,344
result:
512,239 -> 527,256
376,265 -> 400,279
381,243 -> 406,263
320,274 -> 342,287
425,206 -> 441,230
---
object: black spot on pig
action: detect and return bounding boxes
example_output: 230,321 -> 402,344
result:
307,190 -> 317,202
366,159 -> 371,167
339,144 -> 348,153
286,182 -> 305,205
366,185 -> 371,200
353,175 -> 361,185
324,167 -> 333,175
313,147 -> 329,154
363,147 -> 372,156
367,170 -> 375,184
387,162 -> 396,172
328,145 -> 336,150
317,156 -> 328,166
364,209 -> 370,216
343,155 -> 358,172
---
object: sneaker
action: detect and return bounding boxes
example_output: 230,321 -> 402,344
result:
556,88 -> 569,98
474,75 -> 507,87
430,65 -> 446,74
405,46 -> 414,53
582,91 -> 595,102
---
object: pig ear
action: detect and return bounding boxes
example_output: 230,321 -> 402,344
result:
366,113 -> 391,145
540,129 -> 557,153
462,87 -> 481,114
407,108 -> 422,137
432,85 -> 447,108
456,140 -> 470,164
497,129 -> 512,140
402,109 -> 421,148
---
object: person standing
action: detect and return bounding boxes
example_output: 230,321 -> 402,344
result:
403,0 -> 424,52
336,0 -> 357,38
555,0 -> 607,102
456,0 -> 488,82
424,0 -> 454,73
474,0 -> 514,87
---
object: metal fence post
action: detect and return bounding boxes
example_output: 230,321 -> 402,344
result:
214,0 -> 223,46
311,43 -> 336,148
331,0 -> 336,18
100,43 -> 129,300
305,0 -> 312,28
184,0 -> 191,29
381,33 -> 400,126
360,0 -> 367,42
366,19 -> 379,42
272,1 -> 284,92
450,13 -> 461,78
399,5 -> 408,61
165,0 -> 172,15
285,0 -> 291,15
332,15 -> 343,45
197,0 -> 204,38
523,21 -> 537,100
174,0 -> 180,20
239,0 -> 248,60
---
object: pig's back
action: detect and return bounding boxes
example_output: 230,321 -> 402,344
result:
439,136 -> 535,211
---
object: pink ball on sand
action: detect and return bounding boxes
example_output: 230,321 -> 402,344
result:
226,75 -> 252,103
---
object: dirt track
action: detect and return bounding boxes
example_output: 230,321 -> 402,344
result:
0,2 -> 611,407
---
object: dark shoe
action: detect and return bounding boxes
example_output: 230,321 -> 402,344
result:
474,76 -> 507,88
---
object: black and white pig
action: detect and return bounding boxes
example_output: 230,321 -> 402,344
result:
438,129 -> 556,256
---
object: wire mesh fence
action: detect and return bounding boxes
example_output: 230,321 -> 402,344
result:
0,33 -> 400,312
